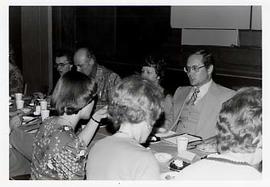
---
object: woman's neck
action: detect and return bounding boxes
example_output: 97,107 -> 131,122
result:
58,114 -> 79,129
115,125 -> 138,141
117,126 -> 132,137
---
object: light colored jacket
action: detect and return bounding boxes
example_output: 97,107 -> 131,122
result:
166,81 -> 235,139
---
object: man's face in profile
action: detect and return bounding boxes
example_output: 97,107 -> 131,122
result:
55,56 -> 72,76
186,54 -> 212,87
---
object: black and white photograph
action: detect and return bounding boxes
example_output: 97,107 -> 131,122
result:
1,0 -> 269,186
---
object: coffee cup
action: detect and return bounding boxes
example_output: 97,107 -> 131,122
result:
41,109 -> 50,121
15,93 -> 23,101
40,100 -> 47,110
177,136 -> 189,154
34,105 -> 41,115
16,100 -> 24,109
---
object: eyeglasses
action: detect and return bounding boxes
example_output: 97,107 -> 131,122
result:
184,65 -> 206,73
54,63 -> 70,69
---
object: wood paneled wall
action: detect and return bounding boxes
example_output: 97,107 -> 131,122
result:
10,6 -> 261,95
21,7 -> 53,94
9,7 -> 22,70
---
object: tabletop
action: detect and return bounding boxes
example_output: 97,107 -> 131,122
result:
92,126 -> 213,174
9,107 -> 215,179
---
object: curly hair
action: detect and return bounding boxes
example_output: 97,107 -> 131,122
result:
143,55 -> 166,81
108,75 -> 164,127
51,71 -> 97,115
55,48 -> 73,65
216,87 -> 262,154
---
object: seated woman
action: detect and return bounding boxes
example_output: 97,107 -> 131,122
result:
86,75 -> 163,180
31,71 -> 107,180
141,55 -> 165,88
141,55 -> 172,132
174,87 -> 262,180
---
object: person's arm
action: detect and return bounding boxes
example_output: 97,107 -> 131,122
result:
78,106 -> 108,146
107,72 -> 121,100
9,114 -> 23,131
9,127 -> 35,160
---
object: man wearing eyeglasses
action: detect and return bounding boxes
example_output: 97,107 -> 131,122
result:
54,49 -> 73,77
74,48 -> 121,111
166,50 -> 235,139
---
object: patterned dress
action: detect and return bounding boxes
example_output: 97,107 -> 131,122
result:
31,117 -> 88,180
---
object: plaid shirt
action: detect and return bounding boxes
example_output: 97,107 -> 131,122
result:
94,65 -> 121,110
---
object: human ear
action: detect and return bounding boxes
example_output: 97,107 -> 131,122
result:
207,64 -> 214,75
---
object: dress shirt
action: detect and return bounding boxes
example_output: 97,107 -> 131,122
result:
191,79 -> 213,104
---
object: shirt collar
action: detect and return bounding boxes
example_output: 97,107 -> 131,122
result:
196,79 -> 213,99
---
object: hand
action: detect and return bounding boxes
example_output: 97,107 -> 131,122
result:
155,127 -> 168,134
92,105 -> 108,123
9,114 -> 23,130
9,110 -> 24,118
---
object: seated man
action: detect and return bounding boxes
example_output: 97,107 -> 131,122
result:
54,48 -> 73,77
174,87 -> 262,180
166,50 -> 235,139
74,48 -> 121,110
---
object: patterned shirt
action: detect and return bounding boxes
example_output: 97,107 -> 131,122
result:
94,65 -> 121,110
9,63 -> 24,95
31,117 -> 88,180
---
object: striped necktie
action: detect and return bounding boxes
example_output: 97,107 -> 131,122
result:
187,87 -> 200,105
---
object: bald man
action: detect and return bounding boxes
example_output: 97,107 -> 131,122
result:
74,48 -> 121,110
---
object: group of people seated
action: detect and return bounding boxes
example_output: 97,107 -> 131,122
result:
9,47 -> 262,180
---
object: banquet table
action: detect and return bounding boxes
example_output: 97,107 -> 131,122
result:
9,111 -> 214,179
91,126 -> 212,174
9,94 -> 48,178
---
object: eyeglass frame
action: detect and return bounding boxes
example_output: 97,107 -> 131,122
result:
54,62 -> 71,69
184,65 -> 206,73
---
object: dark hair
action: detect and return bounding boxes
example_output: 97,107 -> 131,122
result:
216,87 -> 262,154
55,49 -> 73,65
51,71 -> 97,115
191,49 -> 215,68
108,75 -> 164,127
143,55 -> 166,81
9,44 -> 15,65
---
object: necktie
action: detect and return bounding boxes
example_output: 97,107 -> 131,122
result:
187,87 -> 200,105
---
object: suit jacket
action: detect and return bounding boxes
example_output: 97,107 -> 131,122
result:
167,81 -> 235,139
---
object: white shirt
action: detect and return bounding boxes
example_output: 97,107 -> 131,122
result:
174,153 -> 261,180
190,79 -> 213,104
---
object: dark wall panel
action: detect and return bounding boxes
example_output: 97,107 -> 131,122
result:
76,6 -> 116,57
9,6 -> 22,70
21,7 -> 52,94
